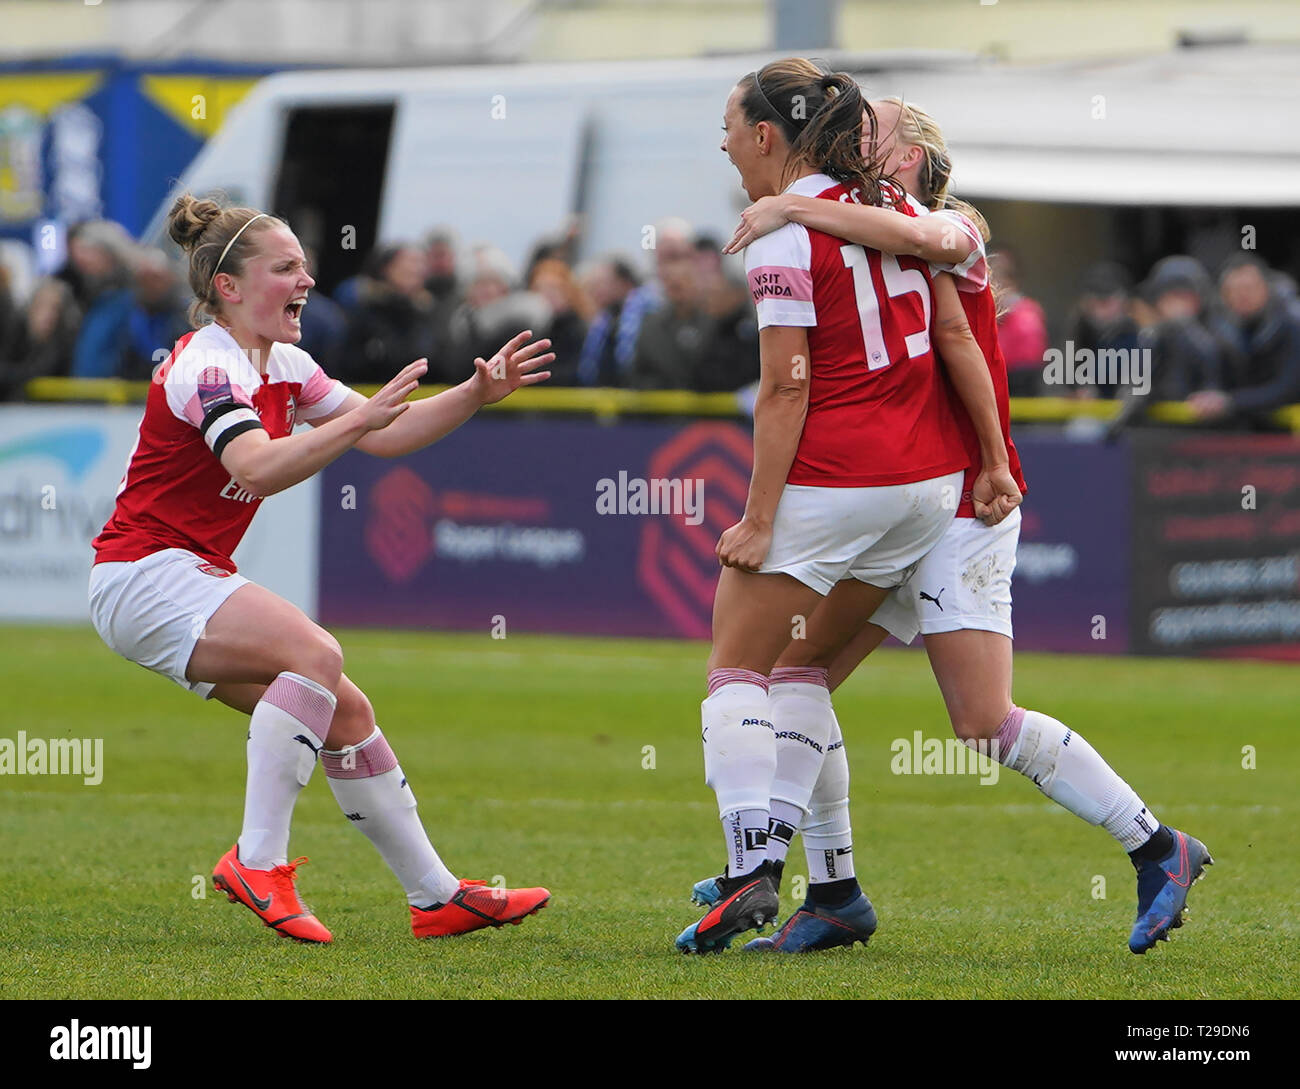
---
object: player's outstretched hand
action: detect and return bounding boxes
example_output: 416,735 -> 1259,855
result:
717,517 -> 773,571
359,358 -> 427,430
972,464 -> 1022,526
722,195 -> 792,255
471,330 -> 554,406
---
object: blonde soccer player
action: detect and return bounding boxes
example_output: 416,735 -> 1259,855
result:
703,99 -> 1211,956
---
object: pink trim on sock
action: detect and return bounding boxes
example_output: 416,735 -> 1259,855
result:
995,705 -> 1026,763
263,673 -> 335,741
769,666 -> 829,688
707,668 -> 769,696
322,731 -> 399,780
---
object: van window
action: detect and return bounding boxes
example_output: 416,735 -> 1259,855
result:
272,104 -> 395,294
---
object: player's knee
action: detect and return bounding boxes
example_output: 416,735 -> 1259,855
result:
950,704 -> 1009,743
326,684 -> 374,749
293,630 -> 343,692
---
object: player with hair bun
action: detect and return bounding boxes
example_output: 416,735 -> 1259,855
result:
708,98 -> 1212,956
90,194 -> 554,944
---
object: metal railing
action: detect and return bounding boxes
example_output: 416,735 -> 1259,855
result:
19,376 -> 1300,432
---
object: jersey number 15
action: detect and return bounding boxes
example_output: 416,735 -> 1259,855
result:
840,245 -> 931,371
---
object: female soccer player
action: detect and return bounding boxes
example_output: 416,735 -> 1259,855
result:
677,62 -> 1021,954
89,195 -> 554,944
709,99 -> 1211,956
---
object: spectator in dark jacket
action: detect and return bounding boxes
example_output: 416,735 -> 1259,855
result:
422,227 -> 462,363
0,277 -> 80,399
120,249 -> 190,380
628,246 -> 712,390
444,246 -> 550,383
341,244 -> 437,385
575,255 -> 655,387
1190,255 -> 1300,427
1110,256 -> 1222,433
0,265 -> 17,363
1066,261 -> 1140,399
294,246 -> 348,374
527,257 -> 591,385
63,220 -> 136,378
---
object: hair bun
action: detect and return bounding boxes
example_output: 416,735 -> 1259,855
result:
167,194 -> 223,252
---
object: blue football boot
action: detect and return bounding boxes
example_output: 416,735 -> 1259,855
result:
743,890 -> 877,953
1129,827 -> 1213,954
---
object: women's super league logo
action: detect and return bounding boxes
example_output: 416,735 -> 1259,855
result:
636,422 -> 754,639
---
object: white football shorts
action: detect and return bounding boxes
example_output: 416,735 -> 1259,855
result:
868,506 -> 1021,643
89,547 -> 250,699
760,471 -> 963,596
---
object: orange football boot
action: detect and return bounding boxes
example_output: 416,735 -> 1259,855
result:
213,844 -> 333,944
410,879 -> 550,938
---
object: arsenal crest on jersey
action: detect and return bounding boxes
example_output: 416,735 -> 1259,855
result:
195,562 -> 233,578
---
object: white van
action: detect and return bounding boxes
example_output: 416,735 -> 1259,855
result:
144,54 -> 800,290
146,46 -> 1300,309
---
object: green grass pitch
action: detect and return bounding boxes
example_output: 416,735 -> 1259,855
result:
1,625 -> 1294,999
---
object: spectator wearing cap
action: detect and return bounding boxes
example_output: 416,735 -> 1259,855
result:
989,250 -> 1048,397
1066,262 -> 1139,399
341,243 -> 437,386
1109,255 -> 1223,433
1190,255 -> 1300,427
575,256 -> 655,386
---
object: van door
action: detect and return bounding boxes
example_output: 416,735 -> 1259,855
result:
272,103 -> 395,294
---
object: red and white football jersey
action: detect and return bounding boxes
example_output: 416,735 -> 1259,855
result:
92,323 -> 352,572
745,172 -> 968,488
912,203 -> 1028,517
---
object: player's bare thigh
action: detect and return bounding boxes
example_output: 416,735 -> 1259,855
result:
210,673 -> 377,749
826,621 -> 891,691
774,578 -> 892,674
188,581 -> 344,693
923,628 -> 1014,742
708,567 -> 824,674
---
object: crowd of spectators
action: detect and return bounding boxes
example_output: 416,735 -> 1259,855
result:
0,215 -> 761,399
995,248 -> 1300,428
2,216 -> 1298,429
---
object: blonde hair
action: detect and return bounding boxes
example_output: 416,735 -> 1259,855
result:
880,97 -> 990,244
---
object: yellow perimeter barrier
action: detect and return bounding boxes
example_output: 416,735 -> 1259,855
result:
20,376 -> 1300,432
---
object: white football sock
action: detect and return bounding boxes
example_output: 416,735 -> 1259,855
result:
804,717 -> 856,884
323,726 -> 460,907
766,800 -> 803,866
238,671 -> 336,871
767,666 -> 835,865
723,809 -> 771,877
995,707 -> 1159,853
703,670 -> 775,877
